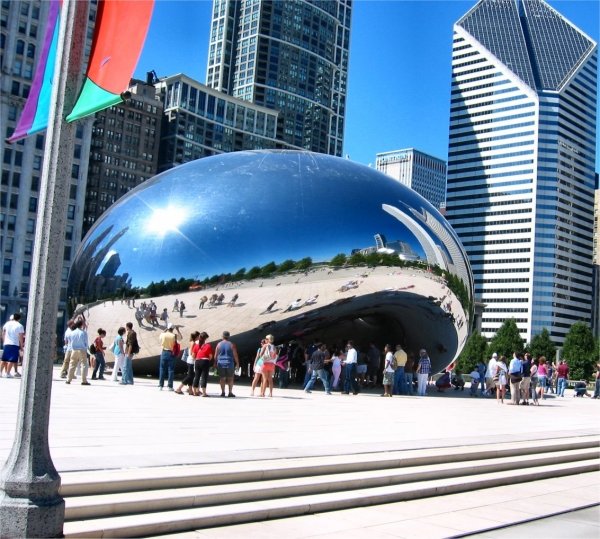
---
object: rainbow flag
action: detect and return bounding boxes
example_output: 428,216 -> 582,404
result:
7,0 -> 61,143
66,0 -> 154,122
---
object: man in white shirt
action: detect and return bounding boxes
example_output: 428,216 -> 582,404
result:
1,313 -> 25,378
485,353 -> 498,397
342,341 -> 359,395
60,319 -> 75,378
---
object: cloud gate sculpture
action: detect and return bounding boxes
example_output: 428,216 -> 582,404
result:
68,151 -> 473,374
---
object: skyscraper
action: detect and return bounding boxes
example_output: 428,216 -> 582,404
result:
446,0 -> 597,345
375,148 -> 447,209
206,0 -> 351,156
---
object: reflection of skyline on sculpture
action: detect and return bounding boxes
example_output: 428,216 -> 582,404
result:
69,151 -> 473,371
70,151 -> 472,295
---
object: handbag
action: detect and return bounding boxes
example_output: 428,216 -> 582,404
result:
509,373 -> 523,383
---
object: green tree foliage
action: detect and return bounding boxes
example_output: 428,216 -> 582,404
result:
348,252 -> 365,266
295,257 -> 313,270
562,321 -> 596,380
260,261 -> 277,277
456,331 -> 488,374
277,259 -> 296,273
246,266 -> 261,280
487,318 -> 524,360
527,328 -> 556,361
329,253 -> 347,267
233,268 -> 246,280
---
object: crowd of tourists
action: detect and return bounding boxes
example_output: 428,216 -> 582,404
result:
2,311 -> 600,402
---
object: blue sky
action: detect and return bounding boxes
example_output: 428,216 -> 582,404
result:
135,0 -> 599,169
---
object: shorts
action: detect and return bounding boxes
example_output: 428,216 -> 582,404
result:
217,366 -> 234,378
383,371 -> 394,385
1,344 -> 20,363
261,362 -> 275,373
356,364 -> 367,374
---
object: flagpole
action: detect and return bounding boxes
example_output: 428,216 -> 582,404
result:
0,0 -> 89,536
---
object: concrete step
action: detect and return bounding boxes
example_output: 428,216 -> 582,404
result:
60,435 -> 600,496
64,447 -> 599,520
62,459 -> 600,538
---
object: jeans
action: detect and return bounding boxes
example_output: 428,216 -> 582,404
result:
121,354 -> 134,384
557,377 -> 567,397
304,368 -> 331,393
393,367 -> 405,395
92,352 -> 105,379
417,373 -> 428,396
343,363 -> 359,393
405,371 -> 414,395
594,379 -> 600,398
159,350 -> 174,388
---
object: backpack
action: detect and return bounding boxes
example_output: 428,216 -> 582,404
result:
131,337 -> 140,354
172,341 -> 181,357
391,355 -> 398,370
89,343 -> 96,355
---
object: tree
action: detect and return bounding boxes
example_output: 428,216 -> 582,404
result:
295,257 -> 312,270
260,261 -> 277,277
348,252 -> 365,266
329,253 -> 347,267
246,266 -> 261,280
487,318 -> 524,360
277,259 -> 296,273
456,331 -> 488,374
562,321 -> 596,380
527,328 -> 556,361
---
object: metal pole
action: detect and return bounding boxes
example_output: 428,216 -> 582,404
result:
0,0 -> 89,536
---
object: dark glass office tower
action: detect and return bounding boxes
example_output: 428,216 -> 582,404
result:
206,0 -> 351,156
446,0 -> 597,345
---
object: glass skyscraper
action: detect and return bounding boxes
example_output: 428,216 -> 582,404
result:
446,0 -> 597,345
206,0 -> 351,156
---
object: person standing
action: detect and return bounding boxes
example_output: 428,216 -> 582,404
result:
304,343 -> 332,395
382,344 -> 395,397
91,328 -> 107,380
176,331 -> 200,395
520,353 -> 532,405
342,341 -> 359,395
392,344 -> 407,395
537,357 -> 548,401
191,331 -> 213,397
416,349 -> 431,396
508,353 -> 523,405
494,356 -> 508,403
476,359 -> 487,396
1,313 -> 25,378
485,353 -> 498,397
556,359 -> 569,397
66,319 -> 90,385
366,342 -> 381,387
259,334 -> 277,397
404,352 -> 415,395
122,322 -> 138,385
158,323 -> 177,391
593,363 -> 600,399
59,319 -> 75,379
331,347 -> 343,390
214,330 -> 240,397
111,327 -> 126,382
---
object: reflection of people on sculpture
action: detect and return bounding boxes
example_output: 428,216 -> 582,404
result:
261,300 -> 277,314
134,307 -> 144,327
160,308 -> 169,327
179,301 -> 186,318
199,296 -> 208,309
172,299 -> 179,312
284,299 -> 302,312
303,295 -> 319,306
228,294 -> 239,307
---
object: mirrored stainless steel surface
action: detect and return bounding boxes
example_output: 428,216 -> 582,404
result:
69,151 -> 473,373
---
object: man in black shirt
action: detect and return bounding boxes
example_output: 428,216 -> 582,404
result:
303,343 -> 332,395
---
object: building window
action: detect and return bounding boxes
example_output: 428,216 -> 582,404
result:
26,218 -> 35,234
3,259 -> 12,275
22,261 -> 31,277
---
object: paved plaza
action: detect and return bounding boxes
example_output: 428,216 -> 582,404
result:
0,368 -> 599,537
